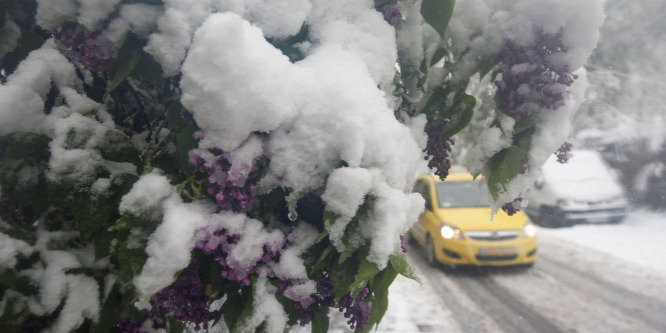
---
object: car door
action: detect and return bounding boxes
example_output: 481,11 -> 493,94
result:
418,180 -> 439,243
412,179 -> 437,246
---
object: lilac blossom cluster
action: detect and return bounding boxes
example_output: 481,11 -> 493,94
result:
294,272 -> 335,326
400,234 -> 408,253
196,227 -> 262,286
423,119 -> 455,180
52,22 -> 113,72
494,31 -> 578,119
337,287 -> 373,331
377,0 -> 402,29
554,142 -> 573,163
501,160 -> 528,215
501,195 -> 523,216
146,263 -> 219,331
188,144 -> 257,212
115,318 -> 145,333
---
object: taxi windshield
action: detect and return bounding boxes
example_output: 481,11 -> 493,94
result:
436,180 -> 490,208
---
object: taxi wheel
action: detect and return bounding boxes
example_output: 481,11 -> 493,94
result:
540,206 -> 565,228
426,235 -> 437,267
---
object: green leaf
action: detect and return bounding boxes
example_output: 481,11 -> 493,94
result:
351,260 -> 381,292
134,52 -> 165,92
441,96 -> 475,138
274,288 -> 300,326
105,33 -> 144,98
419,56 -> 429,76
268,24 -> 309,63
65,173 -> 137,239
117,245 -> 147,284
70,193 -> 115,238
514,122 -> 535,155
311,307 -> 330,333
389,252 -> 420,283
223,285 -> 254,333
331,256 -> 360,300
166,101 -> 186,134
105,50 -> 140,98
0,292 -> 31,333
94,228 -> 114,261
112,215 -> 150,283
487,145 -> 526,200
338,241 -> 363,264
98,130 -> 141,165
364,265 -> 398,332
477,57 -> 497,79
15,175 -> 50,221
430,47 -> 448,69
420,86 -> 450,118
1,133 -> 50,161
421,0 -> 456,40
513,116 -> 537,135
90,283 -> 122,333
311,245 -> 334,274
166,316 -> 187,332
1,29 -> 45,75
374,0 -> 393,7
176,126 -> 198,176
165,100 -> 200,176
0,266 -> 38,300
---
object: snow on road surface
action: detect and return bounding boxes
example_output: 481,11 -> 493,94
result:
296,209 -> 666,333
538,209 -> 666,276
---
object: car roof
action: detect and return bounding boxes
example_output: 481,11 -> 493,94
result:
446,172 -> 475,181
417,167 -> 478,182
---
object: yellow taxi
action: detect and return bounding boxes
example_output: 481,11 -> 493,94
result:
409,171 -> 537,267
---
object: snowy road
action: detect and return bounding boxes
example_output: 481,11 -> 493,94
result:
371,209 -> 666,333
402,236 -> 666,333
294,210 -> 666,333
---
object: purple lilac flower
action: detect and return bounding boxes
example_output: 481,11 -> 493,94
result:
148,263 -> 219,331
195,226 -> 283,287
296,272 -> 335,327
423,119 -> 455,180
188,148 -> 257,212
522,159 -> 528,174
502,195 -> 523,216
494,30 -> 578,119
400,235 -> 408,253
181,107 -> 196,124
115,318 -> 145,333
554,142 -> 573,164
52,22 -> 113,72
377,0 -> 402,29
337,287 -> 373,331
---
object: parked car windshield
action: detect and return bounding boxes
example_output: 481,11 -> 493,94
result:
436,180 -> 490,208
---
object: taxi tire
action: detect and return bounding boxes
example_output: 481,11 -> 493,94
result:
540,206 -> 566,228
426,235 -> 437,267
405,231 -> 417,245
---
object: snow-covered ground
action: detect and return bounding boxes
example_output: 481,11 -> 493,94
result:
312,209 -> 666,333
537,209 -> 666,276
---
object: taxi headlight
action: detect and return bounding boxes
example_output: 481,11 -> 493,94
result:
440,223 -> 464,240
523,221 -> 537,238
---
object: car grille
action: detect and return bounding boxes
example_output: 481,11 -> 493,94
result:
476,254 -> 518,261
465,230 -> 520,241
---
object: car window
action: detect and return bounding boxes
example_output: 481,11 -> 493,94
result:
412,180 -> 424,193
436,180 -> 490,208
420,183 -> 433,211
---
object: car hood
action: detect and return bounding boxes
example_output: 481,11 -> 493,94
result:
435,207 -> 529,231
549,178 -> 624,202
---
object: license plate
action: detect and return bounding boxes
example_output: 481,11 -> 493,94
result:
587,216 -> 609,223
479,247 -> 516,257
